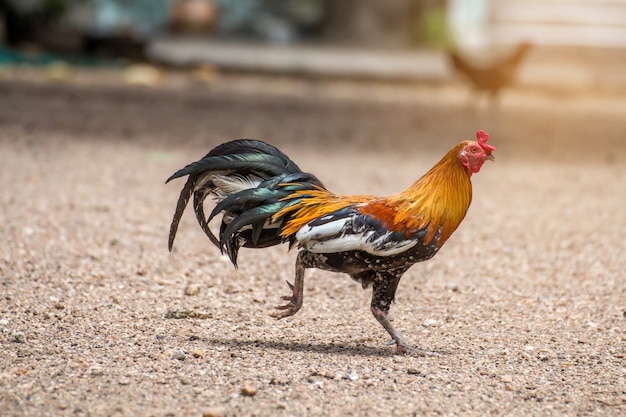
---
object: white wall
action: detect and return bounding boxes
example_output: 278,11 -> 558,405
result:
449,0 -> 626,49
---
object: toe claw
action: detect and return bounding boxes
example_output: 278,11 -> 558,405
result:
270,296 -> 300,319
270,304 -> 297,320
270,280 -> 302,320
384,338 -> 397,346
396,344 -> 442,357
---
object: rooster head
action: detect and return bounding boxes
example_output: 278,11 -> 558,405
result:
460,130 -> 495,175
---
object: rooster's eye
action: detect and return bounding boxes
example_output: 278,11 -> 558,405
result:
471,147 -> 478,153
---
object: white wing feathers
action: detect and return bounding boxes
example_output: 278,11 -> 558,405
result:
295,209 -> 418,256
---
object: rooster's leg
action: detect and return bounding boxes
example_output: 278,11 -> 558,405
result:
270,251 -> 307,319
371,271 -> 440,356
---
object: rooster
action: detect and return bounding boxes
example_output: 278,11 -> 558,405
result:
167,131 -> 495,355
449,42 -> 532,104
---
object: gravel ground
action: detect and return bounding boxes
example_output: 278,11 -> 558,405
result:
1,70 -> 625,416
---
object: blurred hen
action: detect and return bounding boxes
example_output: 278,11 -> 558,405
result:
449,42 -> 532,104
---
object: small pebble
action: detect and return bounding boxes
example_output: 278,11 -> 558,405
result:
192,349 -> 203,358
346,369 -> 359,381
203,406 -> 227,417
172,350 -> 186,361
164,307 -> 210,319
13,331 -> 26,343
486,348 -> 509,356
164,307 -> 194,319
240,383 -> 257,397
500,375 -> 513,383
184,284 -> 201,296
422,319 -> 437,328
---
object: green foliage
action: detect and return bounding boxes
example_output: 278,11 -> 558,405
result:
415,6 -> 453,48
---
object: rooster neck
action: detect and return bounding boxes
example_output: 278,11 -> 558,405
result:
389,147 -> 473,246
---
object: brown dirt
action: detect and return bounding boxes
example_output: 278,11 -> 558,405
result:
1,70 -> 625,416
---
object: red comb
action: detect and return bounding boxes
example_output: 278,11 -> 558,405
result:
476,130 -> 495,154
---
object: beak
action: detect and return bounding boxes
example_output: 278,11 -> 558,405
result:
486,154 -> 495,162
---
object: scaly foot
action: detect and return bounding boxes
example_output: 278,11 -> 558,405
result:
269,280 -> 302,320
395,341 -> 442,357
372,305 -> 441,357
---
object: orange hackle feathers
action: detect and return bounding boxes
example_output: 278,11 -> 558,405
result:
381,141 -> 473,246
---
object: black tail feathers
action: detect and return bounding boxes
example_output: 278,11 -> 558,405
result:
166,140 -> 323,266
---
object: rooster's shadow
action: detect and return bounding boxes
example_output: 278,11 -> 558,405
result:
203,336 -> 394,357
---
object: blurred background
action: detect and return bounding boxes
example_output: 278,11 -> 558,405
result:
3,0 -> 626,48
1,0 -> 626,91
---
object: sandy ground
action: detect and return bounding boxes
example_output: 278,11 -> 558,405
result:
1,70 -> 625,416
